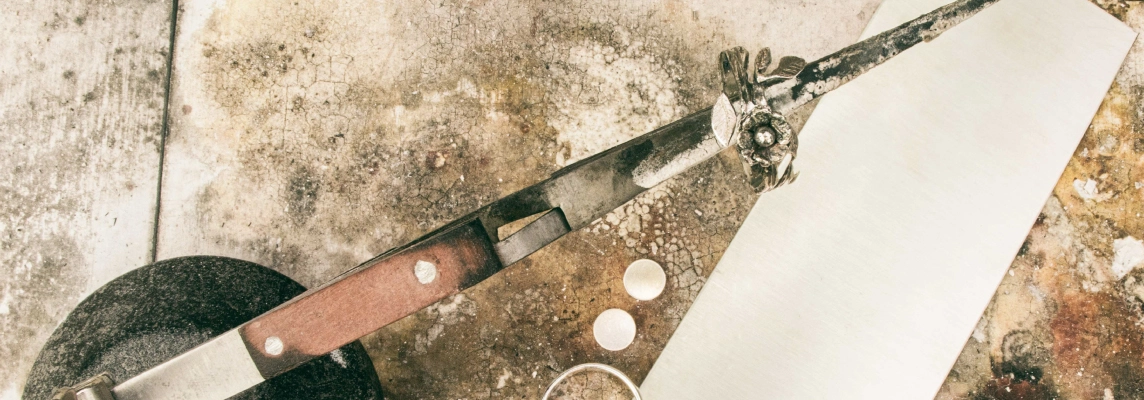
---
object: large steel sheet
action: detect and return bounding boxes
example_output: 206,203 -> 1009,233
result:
641,0 -> 1136,397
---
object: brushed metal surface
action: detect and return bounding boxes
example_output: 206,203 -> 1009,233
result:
641,0 -> 1136,398
112,330 -> 264,400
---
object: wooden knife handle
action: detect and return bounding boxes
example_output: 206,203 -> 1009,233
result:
238,219 -> 501,378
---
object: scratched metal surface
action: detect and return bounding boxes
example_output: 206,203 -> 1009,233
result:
645,0 -> 1134,398
4,0 -> 1144,399
935,3 -> 1144,398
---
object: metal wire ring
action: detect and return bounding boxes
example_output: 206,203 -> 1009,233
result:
542,363 -> 643,400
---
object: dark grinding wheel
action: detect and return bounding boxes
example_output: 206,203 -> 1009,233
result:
23,256 -> 385,399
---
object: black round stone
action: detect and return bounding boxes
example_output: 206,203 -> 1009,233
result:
24,256 -> 384,399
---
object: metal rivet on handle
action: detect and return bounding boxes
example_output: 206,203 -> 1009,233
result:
414,260 -> 437,284
264,336 -> 284,356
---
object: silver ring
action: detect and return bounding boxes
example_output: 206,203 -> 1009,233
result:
542,363 -> 643,400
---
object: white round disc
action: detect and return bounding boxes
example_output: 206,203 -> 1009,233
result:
593,309 -> 636,351
623,259 -> 666,301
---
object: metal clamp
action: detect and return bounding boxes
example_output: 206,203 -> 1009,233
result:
52,373 -> 116,400
542,363 -> 642,400
712,47 -> 805,193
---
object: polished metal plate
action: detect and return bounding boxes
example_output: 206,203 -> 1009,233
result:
641,0 -> 1136,398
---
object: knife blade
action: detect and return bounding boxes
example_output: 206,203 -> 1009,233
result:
93,0 -> 998,398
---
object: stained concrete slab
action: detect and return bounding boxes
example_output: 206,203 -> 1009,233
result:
6,0 -> 1141,398
157,0 -> 878,398
0,0 -> 171,397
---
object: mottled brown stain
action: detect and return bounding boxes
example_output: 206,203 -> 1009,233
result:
1049,290 -> 1144,399
167,0 -> 754,397
1055,82 -> 1144,237
1092,0 -> 1134,19
975,376 -> 1056,400
156,0 -> 1144,398
2,0 -> 1140,398
285,167 -> 320,224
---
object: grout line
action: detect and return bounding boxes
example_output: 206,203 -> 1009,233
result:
150,0 -> 180,264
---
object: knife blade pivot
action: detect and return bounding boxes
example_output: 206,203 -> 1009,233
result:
716,47 -> 802,193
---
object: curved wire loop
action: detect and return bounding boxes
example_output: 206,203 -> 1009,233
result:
542,363 -> 643,400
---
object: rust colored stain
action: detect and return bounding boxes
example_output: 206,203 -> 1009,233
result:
1050,290 -> 1144,399
976,376 -> 1055,400
147,0 -> 1144,398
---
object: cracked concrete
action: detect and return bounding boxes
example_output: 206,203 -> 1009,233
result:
7,0 -> 1144,399
155,0 -> 876,398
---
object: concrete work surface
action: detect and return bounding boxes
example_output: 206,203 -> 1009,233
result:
3,0 -> 1144,399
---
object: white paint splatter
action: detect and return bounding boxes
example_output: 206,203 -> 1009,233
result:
0,289 -> 10,315
971,317 -> 987,343
413,294 -> 477,354
1112,236 -> 1144,280
1073,178 -> 1100,200
329,349 -> 347,368
1026,284 -> 1047,303
495,368 -> 512,389
1,385 -> 17,400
